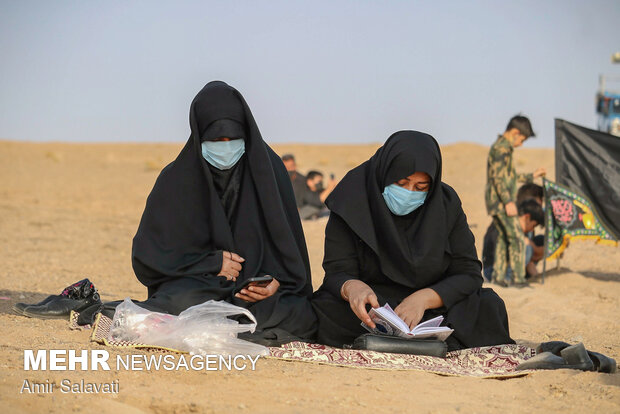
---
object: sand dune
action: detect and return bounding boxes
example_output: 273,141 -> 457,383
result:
0,140 -> 618,413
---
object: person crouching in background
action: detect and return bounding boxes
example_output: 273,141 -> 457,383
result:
483,199 -> 545,285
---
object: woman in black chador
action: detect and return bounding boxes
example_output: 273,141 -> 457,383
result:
131,81 -> 316,341
312,131 -> 513,350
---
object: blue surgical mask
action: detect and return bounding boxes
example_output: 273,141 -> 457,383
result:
201,139 -> 245,170
382,184 -> 428,216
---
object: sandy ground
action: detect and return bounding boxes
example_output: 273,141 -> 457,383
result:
0,140 -> 618,413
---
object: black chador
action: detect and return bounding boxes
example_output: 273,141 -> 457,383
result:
312,131 -> 513,350
130,81 -> 316,341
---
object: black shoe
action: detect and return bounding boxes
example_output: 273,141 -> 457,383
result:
493,280 -> 509,287
537,341 -> 617,374
22,297 -> 99,319
516,343 -> 594,371
13,295 -> 58,316
19,279 -> 101,320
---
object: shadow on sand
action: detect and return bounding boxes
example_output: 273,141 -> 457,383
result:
541,267 -> 620,283
0,289 -> 51,316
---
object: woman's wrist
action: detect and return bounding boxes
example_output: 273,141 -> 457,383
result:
409,288 -> 442,310
340,279 -> 355,301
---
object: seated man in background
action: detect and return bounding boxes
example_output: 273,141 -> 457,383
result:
483,199 -> 545,285
296,170 -> 337,220
281,153 -> 306,194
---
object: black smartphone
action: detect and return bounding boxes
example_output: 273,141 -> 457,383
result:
234,275 -> 273,294
330,173 -> 335,180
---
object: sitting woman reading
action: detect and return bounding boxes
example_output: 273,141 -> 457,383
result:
129,81 -> 316,342
312,131 -> 513,350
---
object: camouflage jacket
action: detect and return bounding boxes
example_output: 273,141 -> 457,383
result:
485,135 -> 533,215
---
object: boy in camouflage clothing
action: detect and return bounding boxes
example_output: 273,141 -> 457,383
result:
485,115 -> 546,286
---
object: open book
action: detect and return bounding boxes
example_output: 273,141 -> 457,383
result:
361,304 -> 453,341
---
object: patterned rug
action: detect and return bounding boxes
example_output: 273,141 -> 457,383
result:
70,311 -> 535,378
270,341 -> 535,378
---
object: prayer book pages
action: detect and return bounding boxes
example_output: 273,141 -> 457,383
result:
361,303 -> 453,341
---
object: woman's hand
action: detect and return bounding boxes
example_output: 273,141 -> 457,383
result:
218,251 -> 245,281
235,278 -> 280,303
394,288 -> 443,330
341,280 -> 380,329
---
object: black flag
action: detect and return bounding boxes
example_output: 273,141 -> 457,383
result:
543,178 -> 617,261
555,119 -> 620,239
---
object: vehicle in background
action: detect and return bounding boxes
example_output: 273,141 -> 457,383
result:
596,75 -> 620,137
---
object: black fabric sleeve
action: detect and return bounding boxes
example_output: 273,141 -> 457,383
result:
428,207 -> 483,309
133,249 -> 223,288
320,213 -> 361,298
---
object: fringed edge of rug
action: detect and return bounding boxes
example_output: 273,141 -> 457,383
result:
262,354 -> 532,378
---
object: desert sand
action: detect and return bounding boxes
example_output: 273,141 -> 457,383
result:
0,140 -> 618,413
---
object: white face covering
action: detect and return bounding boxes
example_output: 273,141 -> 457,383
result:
201,139 -> 246,170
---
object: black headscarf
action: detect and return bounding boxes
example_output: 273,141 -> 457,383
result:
326,131 -> 472,288
132,81 -> 312,302
201,119 -> 247,221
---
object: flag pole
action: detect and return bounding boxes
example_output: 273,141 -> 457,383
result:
541,178 -> 548,284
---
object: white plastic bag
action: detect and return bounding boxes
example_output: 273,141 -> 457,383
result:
108,298 -> 269,356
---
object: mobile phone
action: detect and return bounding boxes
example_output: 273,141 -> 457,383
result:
234,275 -> 273,294
330,173 -> 335,180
